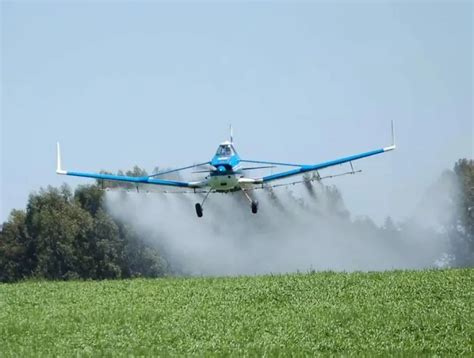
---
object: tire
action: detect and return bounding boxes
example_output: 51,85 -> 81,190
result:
195,203 -> 203,218
251,201 -> 258,214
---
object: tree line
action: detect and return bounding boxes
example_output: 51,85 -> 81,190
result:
0,159 -> 472,282
0,183 -> 167,282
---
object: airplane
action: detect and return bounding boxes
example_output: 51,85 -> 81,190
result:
56,123 -> 396,218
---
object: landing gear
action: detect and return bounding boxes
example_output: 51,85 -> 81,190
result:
195,203 -> 203,217
194,188 -> 259,217
243,189 -> 259,215
195,188 -> 213,218
251,200 -> 258,214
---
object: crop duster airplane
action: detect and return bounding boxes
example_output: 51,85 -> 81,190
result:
56,123 -> 395,218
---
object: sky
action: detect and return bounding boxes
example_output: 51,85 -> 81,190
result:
1,1 -> 472,224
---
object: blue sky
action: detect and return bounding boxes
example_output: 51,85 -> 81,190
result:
1,1 -> 472,223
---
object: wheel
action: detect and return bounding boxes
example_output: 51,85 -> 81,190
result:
251,201 -> 258,214
195,203 -> 203,218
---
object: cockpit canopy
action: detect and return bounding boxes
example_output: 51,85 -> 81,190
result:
215,143 -> 235,158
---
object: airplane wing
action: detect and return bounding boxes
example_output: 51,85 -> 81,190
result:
55,143 -> 208,188
248,122 -> 396,183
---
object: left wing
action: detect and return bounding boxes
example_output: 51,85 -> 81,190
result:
55,143 -> 207,188
253,122 -> 396,183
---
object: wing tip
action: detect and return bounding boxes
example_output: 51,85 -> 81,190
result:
56,142 -> 67,175
383,145 -> 396,152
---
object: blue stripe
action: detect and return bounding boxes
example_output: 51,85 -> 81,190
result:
262,148 -> 385,182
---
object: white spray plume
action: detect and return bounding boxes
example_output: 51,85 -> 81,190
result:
104,180 -> 451,276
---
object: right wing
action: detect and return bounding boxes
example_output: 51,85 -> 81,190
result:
260,145 -> 395,183
247,121 -> 396,184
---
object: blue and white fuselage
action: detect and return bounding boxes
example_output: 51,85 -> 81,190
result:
208,141 -> 244,192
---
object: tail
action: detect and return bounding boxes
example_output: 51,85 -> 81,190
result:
229,124 -> 234,144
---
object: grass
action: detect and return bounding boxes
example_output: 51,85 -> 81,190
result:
0,269 -> 473,356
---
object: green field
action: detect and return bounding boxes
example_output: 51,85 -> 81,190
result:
1,269 -> 473,356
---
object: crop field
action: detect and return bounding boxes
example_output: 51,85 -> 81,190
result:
0,269 -> 473,356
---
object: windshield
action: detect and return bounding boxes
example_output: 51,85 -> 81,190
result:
216,145 -> 233,157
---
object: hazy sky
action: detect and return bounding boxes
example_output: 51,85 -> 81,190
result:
1,1 -> 472,223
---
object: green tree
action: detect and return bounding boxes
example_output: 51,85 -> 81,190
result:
451,159 -> 474,266
97,166 -> 149,190
0,210 -> 33,282
125,166 -> 148,178
25,185 -> 95,279
91,209 -> 124,279
118,222 -> 167,278
75,184 -> 104,217
0,178 -> 168,282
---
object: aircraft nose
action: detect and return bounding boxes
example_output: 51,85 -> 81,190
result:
218,165 -> 226,172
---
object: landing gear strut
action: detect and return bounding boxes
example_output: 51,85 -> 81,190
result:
195,188 -> 212,218
243,189 -> 258,214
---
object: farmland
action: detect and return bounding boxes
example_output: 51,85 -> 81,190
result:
1,269 -> 473,356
